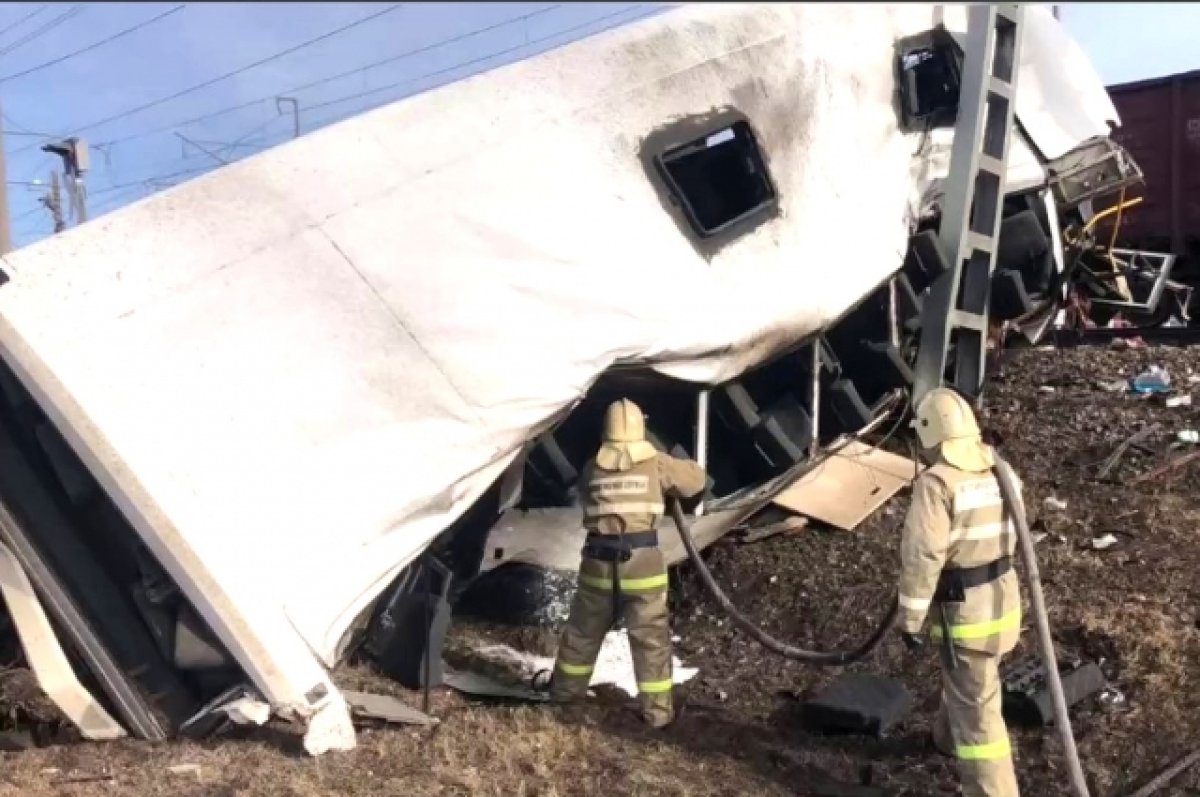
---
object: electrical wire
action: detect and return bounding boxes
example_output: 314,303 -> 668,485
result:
93,4 -> 565,150
10,3 -> 405,156
13,4 -> 659,241
61,2 -> 653,207
0,4 -> 47,39
0,5 -> 186,84
301,5 -> 658,118
0,5 -> 84,59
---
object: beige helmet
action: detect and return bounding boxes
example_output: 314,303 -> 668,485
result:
910,387 -> 994,472
596,399 -> 658,471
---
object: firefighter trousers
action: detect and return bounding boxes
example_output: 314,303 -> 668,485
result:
550,546 -> 673,727
932,646 -> 1020,797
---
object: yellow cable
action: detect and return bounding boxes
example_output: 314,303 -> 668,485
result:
1065,195 -> 1143,245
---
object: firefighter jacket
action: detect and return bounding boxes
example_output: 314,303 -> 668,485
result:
581,452 -> 707,537
898,460 -> 1025,654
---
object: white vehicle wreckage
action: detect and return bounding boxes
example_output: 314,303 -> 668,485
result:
0,3 -> 1142,754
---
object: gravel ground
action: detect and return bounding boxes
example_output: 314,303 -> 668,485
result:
1,346 -> 1199,796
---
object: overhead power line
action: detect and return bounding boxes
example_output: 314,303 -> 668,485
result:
0,5 -> 48,39
0,5 -> 84,59
11,3 -> 403,157
94,4 -> 564,149
0,5 -> 186,84
305,6 -> 656,116
11,3 -> 658,241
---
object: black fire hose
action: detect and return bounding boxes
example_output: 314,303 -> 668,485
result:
669,500 -> 898,666
993,454 -> 1090,797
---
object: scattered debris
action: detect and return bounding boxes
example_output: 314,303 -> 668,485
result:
1127,748 -> 1200,797
51,773 -> 116,786
1091,534 -> 1119,551
1100,379 -> 1130,393
1043,496 -> 1068,512
444,632 -> 698,704
1177,430 -> 1200,445
1132,448 -> 1200,484
342,690 -> 438,727
1131,365 -> 1171,395
1038,385 -> 1057,394
741,515 -> 808,544
166,764 -> 202,779
800,672 -> 911,738
1097,687 -> 1127,711
1097,428 -> 1156,480
1001,655 -> 1106,726
1166,395 -> 1193,408
442,668 -> 548,703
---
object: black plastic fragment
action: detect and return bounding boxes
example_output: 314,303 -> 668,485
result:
801,672 -> 912,738
1001,654 -> 1106,727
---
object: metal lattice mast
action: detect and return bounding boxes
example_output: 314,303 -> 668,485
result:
913,4 -> 1025,404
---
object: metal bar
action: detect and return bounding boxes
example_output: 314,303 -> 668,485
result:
808,342 -> 821,457
694,389 -> 709,516
888,279 -> 900,348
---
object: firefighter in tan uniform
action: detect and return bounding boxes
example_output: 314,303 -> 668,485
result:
899,387 -> 1024,797
550,399 -> 707,728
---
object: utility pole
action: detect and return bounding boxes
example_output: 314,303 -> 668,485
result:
0,106 -> 13,255
276,96 -> 300,139
41,137 -> 89,226
40,172 -> 64,234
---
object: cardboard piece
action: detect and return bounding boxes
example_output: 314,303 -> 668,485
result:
770,442 -> 922,530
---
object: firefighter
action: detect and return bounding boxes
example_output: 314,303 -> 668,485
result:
898,387 -> 1024,797
549,398 -> 707,728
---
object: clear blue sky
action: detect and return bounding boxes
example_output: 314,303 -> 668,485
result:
0,2 -> 1190,250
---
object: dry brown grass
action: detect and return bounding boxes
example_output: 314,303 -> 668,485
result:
0,698 -> 800,797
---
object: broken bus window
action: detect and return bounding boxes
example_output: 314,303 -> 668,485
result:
655,119 -> 777,239
896,27 -> 964,131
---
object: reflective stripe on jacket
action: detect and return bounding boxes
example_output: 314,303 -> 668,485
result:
898,461 -> 1024,654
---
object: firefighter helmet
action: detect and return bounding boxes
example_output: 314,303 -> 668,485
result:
911,387 -> 994,472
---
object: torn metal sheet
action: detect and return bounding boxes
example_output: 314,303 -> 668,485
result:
443,668 -> 549,704
0,540 -> 125,741
770,442 -> 923,530
342,690 -> 438,727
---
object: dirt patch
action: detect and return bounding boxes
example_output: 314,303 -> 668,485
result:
2,347 -> 1200,796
